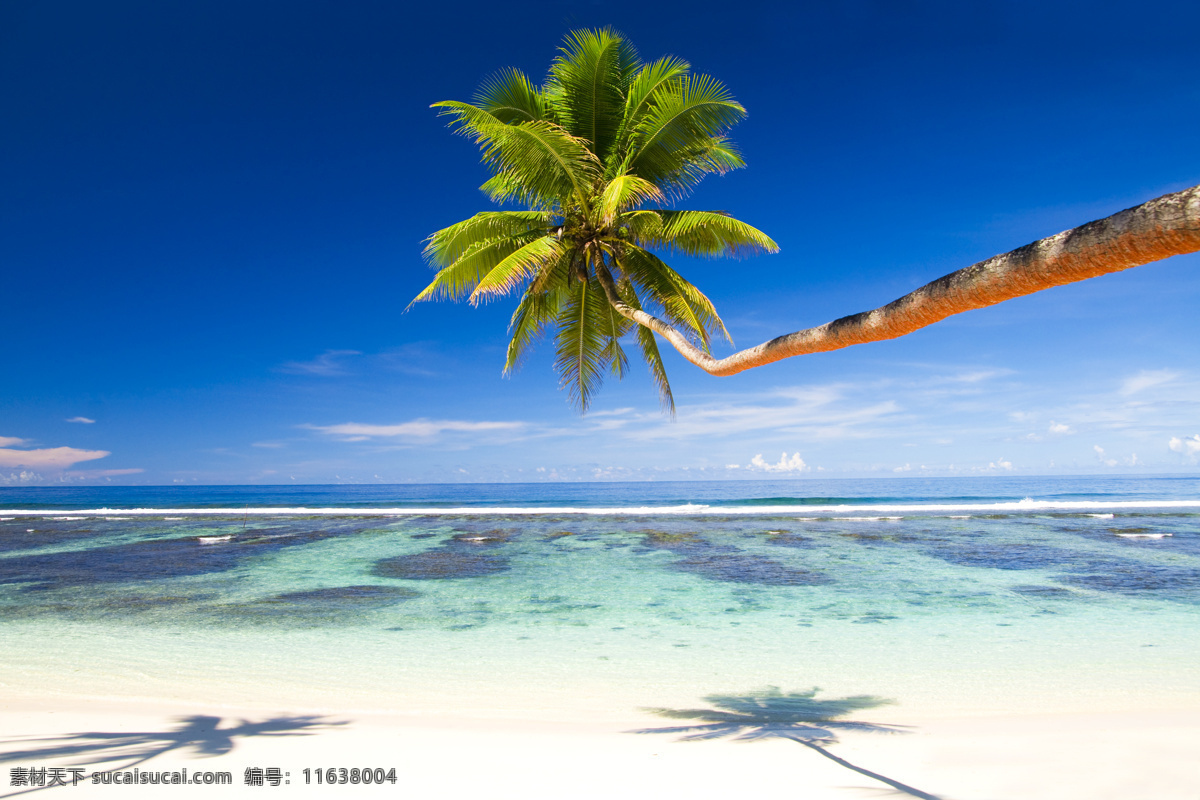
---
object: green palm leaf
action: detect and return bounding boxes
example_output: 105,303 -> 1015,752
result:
544,28 -> 640,163
474,67 -> 546,124
599,173 -> 664,224
412,231 -> 544,305
618,279 -> 674,415
627,73 -> 746,192
554,277 -> 619,412
424,211 -> 554,267
470,235 -> 566,304
631,210 -> 778,257
506,285 -> 561,374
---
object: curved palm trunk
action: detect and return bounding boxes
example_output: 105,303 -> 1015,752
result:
598,184 -> 1200,376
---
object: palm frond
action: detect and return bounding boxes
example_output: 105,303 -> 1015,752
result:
627,74 -> 746,192
424,211 -> 555,267
618,279 -> 674,414
628,209 -> 777,257
612,55 -> 692,171
433,102 -> 601,209
544,28 -> 641,163
412,231 -> 543,304
505,285 -> 561,374
470,235 -> 566,304
554,276 -> 625,413
474,67 -> 546,124
599,173 -> 664,224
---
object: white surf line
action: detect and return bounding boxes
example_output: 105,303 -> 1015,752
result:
5,500 -> 1200,516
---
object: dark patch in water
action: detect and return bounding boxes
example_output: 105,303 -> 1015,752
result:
213,585 -> 419,626
275,585 -> 420,604
1058,566 -> 1200,596
410,533 -> 436,539
371,536 -> 510,579
925,541 -> 1079,571
0,527 -> 342,591
671,554 -> 831,586
0,521 -> 106,553
0,589 -> 210,621
1010,585 -> 1074,597
638,529 -> 708,553
764,533 -> 815,549
636,529 -> 831,586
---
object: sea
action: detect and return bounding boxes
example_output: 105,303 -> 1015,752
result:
2,476 -> 1198,722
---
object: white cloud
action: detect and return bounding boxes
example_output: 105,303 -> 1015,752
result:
0,470 -> 42,485
0,436 -> 27,447
1168,435 -> 1200,460
988,457 -> 1014,471
1119,369 -> 1179,396
308,419 -> 525,440
280,350 -> 362,376
0,447 -> 110,470
1047,421 -> 1073,435
1093,445 -> 1118,467
749,452 -> 810,473
893,463 -> 913,472
66,417 -> 96,424
725,464 -> 741,469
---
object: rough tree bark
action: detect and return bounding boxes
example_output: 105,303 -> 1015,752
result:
597,183 -> 1200,377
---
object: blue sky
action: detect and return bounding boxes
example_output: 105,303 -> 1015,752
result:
3,0 -> 1198,485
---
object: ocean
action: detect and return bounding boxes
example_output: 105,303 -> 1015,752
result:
2,476 -> 1198,721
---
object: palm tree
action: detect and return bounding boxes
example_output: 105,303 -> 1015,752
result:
412,28 -> 777,413
415,29 -> 1200,408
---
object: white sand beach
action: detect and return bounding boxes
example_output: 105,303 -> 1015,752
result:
3,693 -> 1199,799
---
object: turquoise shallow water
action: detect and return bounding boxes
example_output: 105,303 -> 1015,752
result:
2,477 -> 1198,720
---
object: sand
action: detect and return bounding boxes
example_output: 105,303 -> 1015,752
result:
2,695 -> 1198,799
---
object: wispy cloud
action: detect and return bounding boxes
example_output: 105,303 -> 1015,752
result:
252,441 -> 286,448
623,384 -> 902,442
1119,369 -> 1179,396
306,419 -> 526,441
280,350 -> 362,376
65,416 -> 96,424
0,446 -> 110,469
1047,421 -> 1073,434
0,436 -> 28,447
63,467 -> 144,480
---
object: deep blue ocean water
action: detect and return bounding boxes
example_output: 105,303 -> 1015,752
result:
2,476 -> 1198,719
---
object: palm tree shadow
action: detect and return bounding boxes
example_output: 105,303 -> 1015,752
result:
632,687 -> 943,800
0,714 -> 343,796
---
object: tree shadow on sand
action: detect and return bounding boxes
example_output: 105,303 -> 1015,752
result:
632,687 -> 942,800
0,714 -> 343,795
